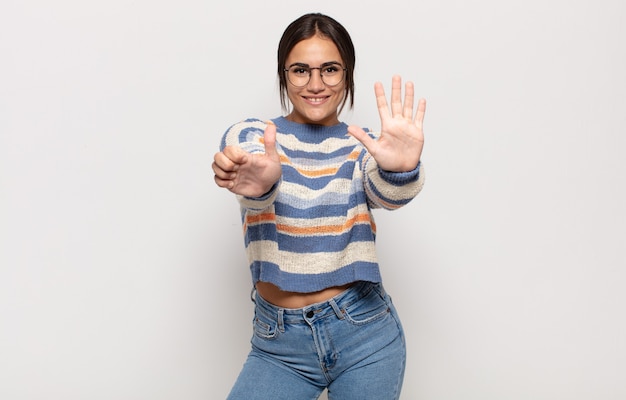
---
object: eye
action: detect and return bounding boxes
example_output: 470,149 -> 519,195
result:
290,67 -> 309,76
323,65 -> 341,75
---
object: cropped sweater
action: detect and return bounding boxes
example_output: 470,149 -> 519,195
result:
220,116 -> 425,293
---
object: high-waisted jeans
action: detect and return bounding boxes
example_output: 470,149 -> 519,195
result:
227,281 -> 406,400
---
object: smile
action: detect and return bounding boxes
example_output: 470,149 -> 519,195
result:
304,96 -> 329,104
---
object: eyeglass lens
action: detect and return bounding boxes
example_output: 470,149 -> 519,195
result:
286,64 -> 345,87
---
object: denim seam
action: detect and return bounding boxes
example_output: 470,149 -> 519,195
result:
277,308 -> 285,333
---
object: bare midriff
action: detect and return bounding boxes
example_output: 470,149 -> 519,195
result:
255,281 -> 354,309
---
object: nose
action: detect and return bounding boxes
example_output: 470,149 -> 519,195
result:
307,68 -> 325,92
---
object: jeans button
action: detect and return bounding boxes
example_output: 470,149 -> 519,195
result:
306,310 -> 314,318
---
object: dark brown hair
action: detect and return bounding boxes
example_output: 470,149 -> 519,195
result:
277,13 -> 356,113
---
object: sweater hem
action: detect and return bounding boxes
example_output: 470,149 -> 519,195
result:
250,261 -> 382,293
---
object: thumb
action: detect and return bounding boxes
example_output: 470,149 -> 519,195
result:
263,121 -> 279,161
347,125 -> 376,151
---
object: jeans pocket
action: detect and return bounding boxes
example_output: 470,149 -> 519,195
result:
252,309 -> 279,340
342,286 -> 391,326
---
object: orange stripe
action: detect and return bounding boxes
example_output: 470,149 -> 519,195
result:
276,213 -> 372,235
373,197 -> 402,210
246,213 -> 276,224
297,167 -> 338,177
277,151 -> 361,178
347,150 -> 360,160
244,212 -> 377,235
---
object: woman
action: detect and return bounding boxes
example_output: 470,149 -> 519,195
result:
212,12 -> 426,400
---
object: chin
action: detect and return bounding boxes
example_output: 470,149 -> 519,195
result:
304,109 -> 338,125
307,116 -> 336,126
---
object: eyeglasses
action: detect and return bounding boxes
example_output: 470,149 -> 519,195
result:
284,62 -> 347,87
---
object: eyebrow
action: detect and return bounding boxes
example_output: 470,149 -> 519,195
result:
287,61 -> 343,68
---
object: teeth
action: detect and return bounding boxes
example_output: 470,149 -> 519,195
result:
307,97 -> 325,103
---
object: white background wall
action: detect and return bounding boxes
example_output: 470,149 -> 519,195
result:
1,0 -> 625,399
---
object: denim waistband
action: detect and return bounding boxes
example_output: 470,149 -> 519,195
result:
252,281 -> 384,325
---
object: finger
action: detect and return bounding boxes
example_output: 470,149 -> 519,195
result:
403,81 -> 415,119
263,121 -> 279,161
414,98 -> 427,127
213,173 -> 235,189
374,82 -> 391,120
347,125 -> 377,152
213,151 -> 238,172
390,75 -> 403,117
222,145 -> 248,166
212,160 -> 236,180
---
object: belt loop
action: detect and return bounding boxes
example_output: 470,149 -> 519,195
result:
277,309 -> 285,332
329,299 -> 344,320
250,286 -> 257,304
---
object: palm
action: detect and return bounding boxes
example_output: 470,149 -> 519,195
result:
348,75 -> 426,172
230,151 -> 282,197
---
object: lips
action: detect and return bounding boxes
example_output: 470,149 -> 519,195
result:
304,96 -> 329,104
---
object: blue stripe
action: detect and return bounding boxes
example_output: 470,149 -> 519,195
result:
273,191 -> 367,218
280,144 -> 355,160
251,261 -> 382,293
281,162 -> 357,189
275,202 -> 351,218
244,224 -> 375,252
276,192 -> 351,212
367,183 -> 414,207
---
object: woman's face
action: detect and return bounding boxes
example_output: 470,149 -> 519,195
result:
284,35 -> 346,126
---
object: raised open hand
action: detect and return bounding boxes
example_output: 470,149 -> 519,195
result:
212,121 -> 282,197
347,75 -> 426,172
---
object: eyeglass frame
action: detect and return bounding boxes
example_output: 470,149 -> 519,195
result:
283,62 -> 348,87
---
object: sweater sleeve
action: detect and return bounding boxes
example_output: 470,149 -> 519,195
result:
236,179 -> 281,211
362,154 -> 425,210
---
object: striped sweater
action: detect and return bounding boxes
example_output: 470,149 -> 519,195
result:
220,116 -> 425,293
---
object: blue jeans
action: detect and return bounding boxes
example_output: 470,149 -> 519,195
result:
227,281 -> 406,400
